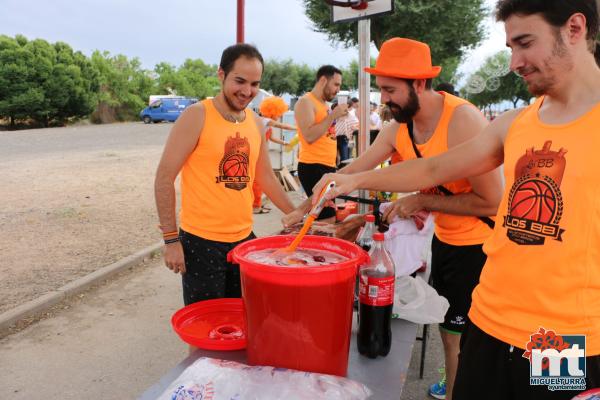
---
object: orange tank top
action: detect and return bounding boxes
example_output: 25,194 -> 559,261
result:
297,92 -> 337,167
470,97 -> 600,355
179,99 -> 261,242
394,92 -> 492,245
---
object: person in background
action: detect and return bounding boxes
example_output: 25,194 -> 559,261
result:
370,101 -> 382,130
253,96 -> 297,214
369,101 -> 382,144
379,104 -> 393,128
294,65 -> 348,221
334,100 -> 359,167
434,82 -> 458,96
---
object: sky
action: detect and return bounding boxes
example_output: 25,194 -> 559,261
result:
1,0 -> 507,88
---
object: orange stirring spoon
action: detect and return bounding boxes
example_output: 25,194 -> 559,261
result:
275,181 -> 336,258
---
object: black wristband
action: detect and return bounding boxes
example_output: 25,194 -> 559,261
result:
164,237 -> 180,245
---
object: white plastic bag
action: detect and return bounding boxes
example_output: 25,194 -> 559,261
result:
392,275 -> 449,324
380,203 -> 435,276
158,357 -> 372,400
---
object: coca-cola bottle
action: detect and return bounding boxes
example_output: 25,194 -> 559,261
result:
354,214 -> 376,308
358,232 -> 395,358
355,214 -> 376,252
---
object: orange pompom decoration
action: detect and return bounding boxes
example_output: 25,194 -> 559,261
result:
259,96 -> 289,119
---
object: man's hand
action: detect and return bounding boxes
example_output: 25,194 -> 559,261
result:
335,214 -> 366,242
164,242 -> 186,274
282,208 -> 305,228
382,194 -> 425,223
312,173 -> 359,206
332,103 -> 349,119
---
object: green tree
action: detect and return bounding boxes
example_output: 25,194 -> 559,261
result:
91,51 -> 152,122
261,59 -> 301,96
341,59 -> 359,91
153,59 -> 219,100
0,35 -> 98,127
0,35 -> 42,126
295,63 -> 316,96
178,59 -> 220,99
303,0 -> 487,83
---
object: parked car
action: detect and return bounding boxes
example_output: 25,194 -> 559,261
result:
140,97 -> 197,123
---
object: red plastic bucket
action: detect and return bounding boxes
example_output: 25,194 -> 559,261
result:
228,235 -> 368,376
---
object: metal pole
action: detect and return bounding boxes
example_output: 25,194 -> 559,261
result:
357,18 -> 370,213
236,0 -> 245,43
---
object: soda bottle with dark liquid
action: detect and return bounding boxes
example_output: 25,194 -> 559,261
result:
358,232 -> 395,358
354,214 -> 376,308
356,214 -> 376,252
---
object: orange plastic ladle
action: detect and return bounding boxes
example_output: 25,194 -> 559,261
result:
275,181 -> 336,257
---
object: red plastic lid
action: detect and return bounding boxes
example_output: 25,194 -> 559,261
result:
171,298 -> 246,350
365,214 -> 375,222
373,232 -> 385,241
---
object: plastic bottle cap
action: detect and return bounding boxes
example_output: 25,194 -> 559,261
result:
365,214 -> 375,222
373,232 -> 385,241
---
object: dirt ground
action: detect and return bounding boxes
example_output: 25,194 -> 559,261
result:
0,122 -> 171,315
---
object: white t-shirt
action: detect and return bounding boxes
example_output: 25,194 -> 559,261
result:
370,111 -> 381,130
261,117 -> 271,128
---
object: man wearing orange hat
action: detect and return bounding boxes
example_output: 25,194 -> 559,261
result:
286,37 -> 503,399
312,0 -> 600,398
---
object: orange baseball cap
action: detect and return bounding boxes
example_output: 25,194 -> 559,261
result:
364,38 -> 441,80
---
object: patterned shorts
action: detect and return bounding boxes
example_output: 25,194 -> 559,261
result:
180,229 -> 256,305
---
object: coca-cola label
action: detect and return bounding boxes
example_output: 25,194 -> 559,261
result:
359,275 -> 395,306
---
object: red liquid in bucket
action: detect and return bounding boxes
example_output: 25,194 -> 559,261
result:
229,235 -> 368,376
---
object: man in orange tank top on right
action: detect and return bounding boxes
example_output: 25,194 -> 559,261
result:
312,1 -> 600,398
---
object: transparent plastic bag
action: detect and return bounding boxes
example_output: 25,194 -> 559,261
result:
159,357 -> 372,400
392,275 -> 449,324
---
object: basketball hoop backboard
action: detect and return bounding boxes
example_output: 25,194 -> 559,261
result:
328,0 -> 394,24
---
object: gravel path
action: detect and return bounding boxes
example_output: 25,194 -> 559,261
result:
0,122 -> 171,314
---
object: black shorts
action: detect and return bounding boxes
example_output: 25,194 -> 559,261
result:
180,229 -> 256,305
297,162 -> 336,220
431,234 -> 486,334
454,320 -> 600,400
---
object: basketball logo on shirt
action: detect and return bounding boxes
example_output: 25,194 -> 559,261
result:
503,141 -> 566,245
216,132 -> 250,191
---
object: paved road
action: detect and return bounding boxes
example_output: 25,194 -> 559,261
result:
0,122 -> 171,163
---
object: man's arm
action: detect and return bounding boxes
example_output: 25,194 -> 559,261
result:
385,106 -> 503,220
154,103 -> 205,274
313,108 -> 523,201
267,119 -> 296,131
268,135 -> 287,146
253,113 -> 296,214
294,96 -> 348,144
281,122 -> 399,226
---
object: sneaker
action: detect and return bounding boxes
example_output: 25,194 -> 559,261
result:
428,368 -> 446,399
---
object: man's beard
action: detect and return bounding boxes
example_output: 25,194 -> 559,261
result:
387,87 -> 420,123
224,91 -> 247,112
323,87 -> 336,102
519,32 -> 572,97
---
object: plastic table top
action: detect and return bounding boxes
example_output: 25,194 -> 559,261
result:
139,315 -> 418,400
